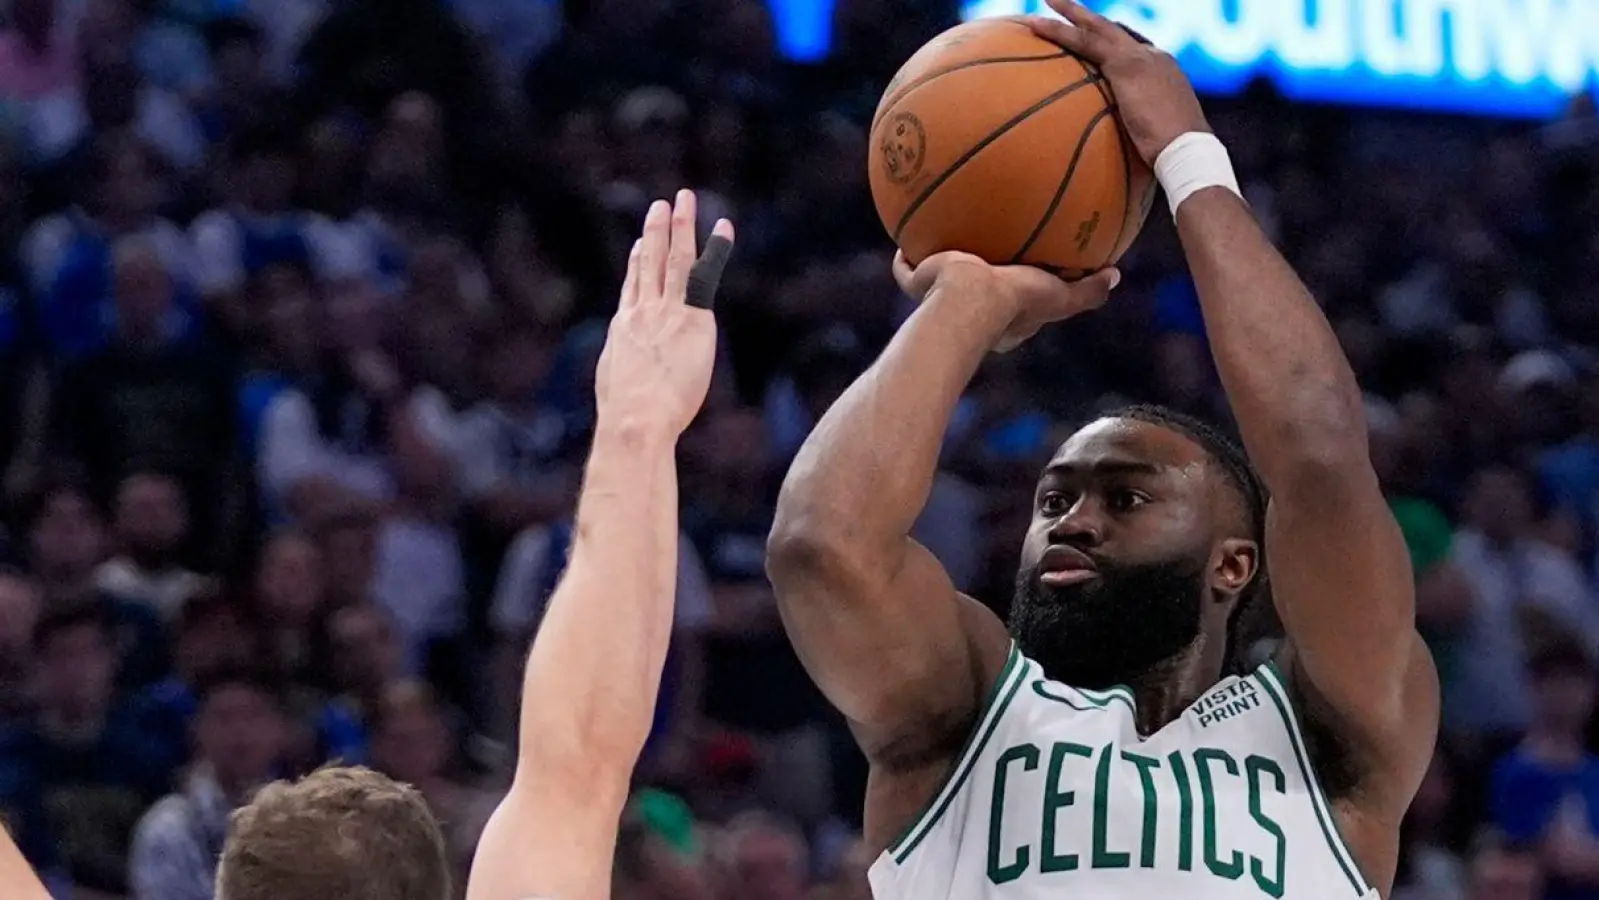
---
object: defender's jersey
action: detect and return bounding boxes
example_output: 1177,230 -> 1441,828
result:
869,644 -> 1379,900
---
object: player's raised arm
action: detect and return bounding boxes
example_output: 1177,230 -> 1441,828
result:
466,192 -> 733,900
1032,0 -> 1438,837
1,826 -> 50,900
766,246 -> 1116,841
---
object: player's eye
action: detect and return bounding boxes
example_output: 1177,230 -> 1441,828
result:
1106,488 -> 1151,513
1038,491 -> 1072,517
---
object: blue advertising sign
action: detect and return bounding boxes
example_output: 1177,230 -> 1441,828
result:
764,0 -> 1599,118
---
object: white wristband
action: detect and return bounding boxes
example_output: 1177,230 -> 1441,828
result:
1153,132 -> 1242,217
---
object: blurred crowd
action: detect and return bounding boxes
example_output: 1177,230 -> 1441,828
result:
0,1 -> 1597,899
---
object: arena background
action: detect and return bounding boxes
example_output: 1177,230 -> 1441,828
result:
0,0 -> 1596,899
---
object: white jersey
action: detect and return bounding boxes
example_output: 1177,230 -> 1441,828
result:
869,644 -> 1379,900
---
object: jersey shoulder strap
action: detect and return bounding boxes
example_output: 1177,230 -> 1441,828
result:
882,642 -> 1029,865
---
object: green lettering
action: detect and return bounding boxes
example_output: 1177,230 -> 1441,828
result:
988,744 -> 1039,885
1121,751 -> 1162,868
1092,745 -> 1131,868
1041,742 -> 1094,873
1246,755 -> 1288,898
1167,750 -> 1195,871
1194,748 -> 1246,880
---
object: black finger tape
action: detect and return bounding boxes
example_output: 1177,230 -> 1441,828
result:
686,235 -> 733,310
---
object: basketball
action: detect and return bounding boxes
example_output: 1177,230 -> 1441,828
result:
868,17 -> 1156,278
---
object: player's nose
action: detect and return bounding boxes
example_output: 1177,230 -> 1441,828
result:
1046,499 -> 1104,548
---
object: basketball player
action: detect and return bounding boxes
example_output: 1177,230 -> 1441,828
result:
765,4 -> 1438,900
463,191 -> 733,900
0,194 -> 735,900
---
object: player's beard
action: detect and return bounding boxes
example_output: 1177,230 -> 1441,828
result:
1008,553 -> 1208,690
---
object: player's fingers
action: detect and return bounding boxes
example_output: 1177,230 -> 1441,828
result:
1046,1 -> 1131,55
637,199 -> 672,302
662,189 -> 699,305
686,218 -> 735,311
619,239 -> 642,308
1019,15 -> 1092,58
891,250 -> 916,295
1070,266 -> 1121,312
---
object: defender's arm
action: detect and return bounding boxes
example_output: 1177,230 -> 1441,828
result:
467,195 -> 730,900
2,827 -> 50,900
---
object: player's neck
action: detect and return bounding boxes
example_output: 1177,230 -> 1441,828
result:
1126,644 -> 1215,736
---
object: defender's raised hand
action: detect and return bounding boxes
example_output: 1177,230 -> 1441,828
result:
595,190 -> 735,438
1024,1 -> 1210,165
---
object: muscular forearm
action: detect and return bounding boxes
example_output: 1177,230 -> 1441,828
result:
517,421 -> 678,786
773,269 -> 1010,559
1175,189 -> 1368,486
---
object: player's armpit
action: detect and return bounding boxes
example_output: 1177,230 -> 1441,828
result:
465,773 -> 629,900
1265,470 -> 1440,815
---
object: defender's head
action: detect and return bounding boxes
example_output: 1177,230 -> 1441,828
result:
1011,405 -> 1269,691
217,765 -> 450,900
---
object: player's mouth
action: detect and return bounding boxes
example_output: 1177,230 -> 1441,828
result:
1038,545 -> 1099,586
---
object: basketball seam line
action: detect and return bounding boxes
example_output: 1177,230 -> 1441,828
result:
1007,104 -> 1116,264
872,51 -> 1070,132
1081,60 -> 1139,271
891,73 -> 1106,243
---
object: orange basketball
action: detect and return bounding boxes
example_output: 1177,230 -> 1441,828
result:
868,17 -> 1155,278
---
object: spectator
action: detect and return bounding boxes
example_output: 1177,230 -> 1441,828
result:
24,478 -> 110,598
251,527 -> 324,683
456,318 -> 574,542
0,568 -> 42,718
1465,832 -> 1545,900
309,504 -> 377,610
716,811 -> 810,900
1396,750 -> 1468,900
28,24 -> 205,171
21,135 -> 192,350
136,591 -> 268,763
318,601 -> 406,762
0,601 -> 171,896
95,470 -> 214,620
368,680 -> 497,889
190,123 -> 315,337
192,17 -> 278,144
129,669 -> 288,900
0,0 -> 79,108
1445,466 -> 1597,740
255,279 -> 453,523
1492,639 -> 1599,900
48,235 -> 236,546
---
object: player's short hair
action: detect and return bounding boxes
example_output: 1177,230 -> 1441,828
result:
1102,404 -> 1275,674
218,766 -> 450,900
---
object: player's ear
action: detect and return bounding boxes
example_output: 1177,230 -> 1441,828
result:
1209,538 -> 1259,603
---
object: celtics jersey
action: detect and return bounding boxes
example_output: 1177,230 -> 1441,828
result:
868,644 -> 1379,900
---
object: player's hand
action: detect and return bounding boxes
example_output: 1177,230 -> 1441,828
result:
594,190 -> 735,439
894,249 -> 1118,353
1024,1 -> 1210,165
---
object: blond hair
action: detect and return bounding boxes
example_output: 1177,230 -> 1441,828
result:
218,765 -> 450,900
